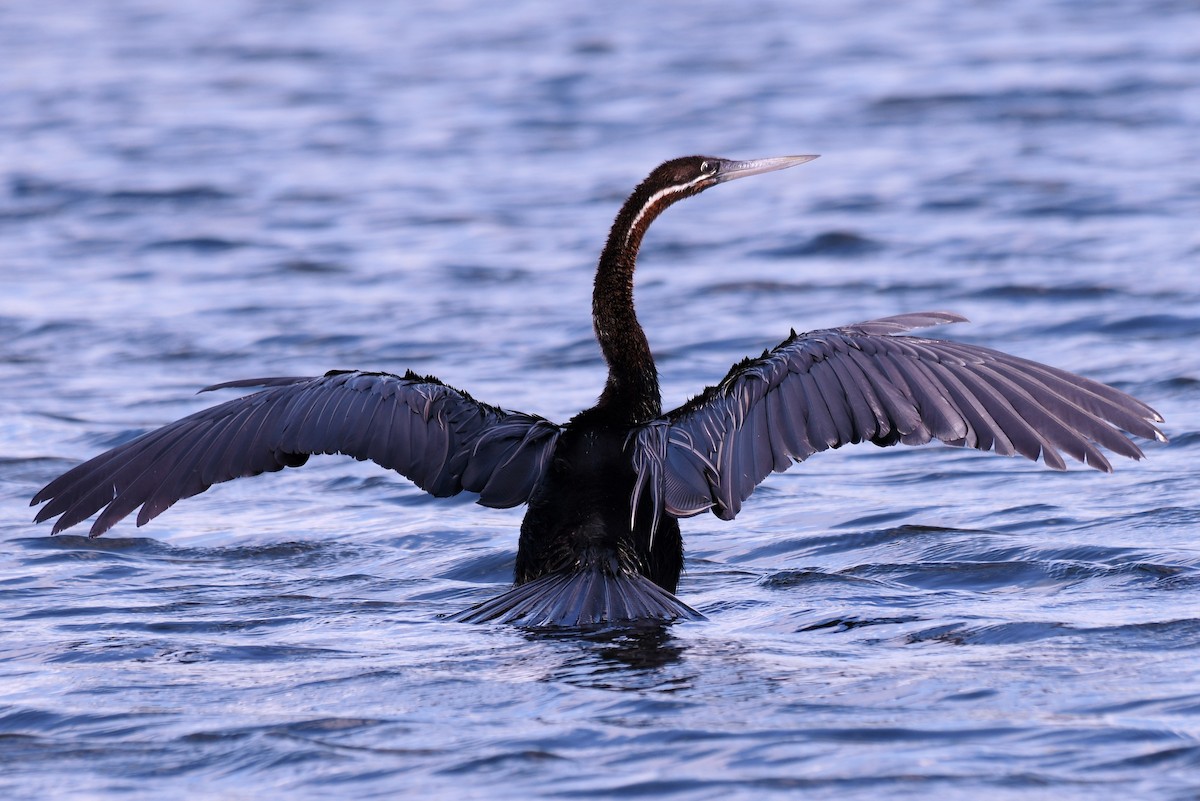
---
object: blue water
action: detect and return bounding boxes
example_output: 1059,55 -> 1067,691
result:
2,1 -> 1199,798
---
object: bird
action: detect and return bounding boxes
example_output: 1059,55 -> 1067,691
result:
31,154 -> 1166,628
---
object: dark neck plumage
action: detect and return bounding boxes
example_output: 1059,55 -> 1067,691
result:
591,176 -> 698,424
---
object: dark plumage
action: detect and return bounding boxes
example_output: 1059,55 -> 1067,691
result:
31,155 -> 1166,627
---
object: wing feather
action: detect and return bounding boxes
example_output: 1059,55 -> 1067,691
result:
32,371 -> 560,536
763,383 -> 798,471
809,360 -> 857,444
638,312 -> 1163,521
824,350 -> 886,439
796,370 -> 840,449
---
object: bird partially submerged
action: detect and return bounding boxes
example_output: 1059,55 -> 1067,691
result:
31,155 -> 1166,627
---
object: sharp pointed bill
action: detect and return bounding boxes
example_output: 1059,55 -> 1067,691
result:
30,154 -> 1163,628
713,155 -> 819,183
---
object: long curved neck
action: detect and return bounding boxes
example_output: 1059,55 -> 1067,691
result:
592,178 -> 694,423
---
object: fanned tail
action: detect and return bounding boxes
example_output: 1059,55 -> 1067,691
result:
450,569 -> 704,627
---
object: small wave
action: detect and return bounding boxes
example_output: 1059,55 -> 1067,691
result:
1101,314 -> 1200,338
1013,198 -> 1145,219
139,237 -> 255,253
56,616 -> 303,635
851,555 -> 1187,593
272,259 -> 349,274
445,264 -> 533,284
1093,744 -> 1200,771
810,194 -> 885,213
6,174 -> 88,202
700,279 -> 808,295
910,616 -> 1200,649
15,535 -> 374,573
760,569 -> 884,589
435,549 -> 516,583
1035,313 -> 1200,339
105,186 -> 234,204
0,707 -> 165,737
193,44 -> 331,63
958,283 -> 1120,301
918,196 -> 985,212
752,231 -> 883,258
795,614 -> 921,633
907,620 -> 1068,646
849,559 -> 1067,591
788,525 -> 976,559
1152,376 -> 1200,390
175,643 -> 344,663
15,535 -> 169,554
1160,430 -> 1199,448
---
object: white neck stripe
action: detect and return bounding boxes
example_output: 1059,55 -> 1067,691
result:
625,175 -> 708,247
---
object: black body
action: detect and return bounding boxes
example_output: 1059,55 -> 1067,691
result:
515,416 -> 684,591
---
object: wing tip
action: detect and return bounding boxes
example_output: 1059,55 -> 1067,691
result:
199,376 -> 312,393
841,311 -> 969,338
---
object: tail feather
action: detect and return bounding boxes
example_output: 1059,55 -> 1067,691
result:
450,569 -> 703,627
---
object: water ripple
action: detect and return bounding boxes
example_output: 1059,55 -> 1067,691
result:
2,0 -> 1197,798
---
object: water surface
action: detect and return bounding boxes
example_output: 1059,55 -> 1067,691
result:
2,1 -> 1198,798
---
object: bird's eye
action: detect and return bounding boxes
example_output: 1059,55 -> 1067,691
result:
700,160 -> 716,175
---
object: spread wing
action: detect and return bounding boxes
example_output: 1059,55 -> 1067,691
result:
32,369 -> 561,536
633,312 -> 1165,522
